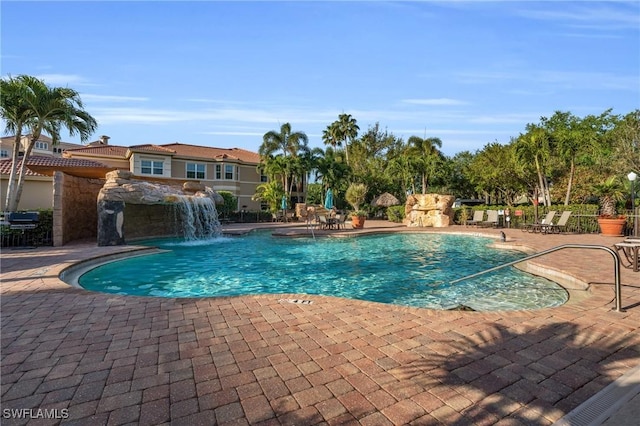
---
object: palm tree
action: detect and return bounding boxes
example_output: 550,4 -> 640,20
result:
1,75 -> 98,212
406,135 -> 443,194
251,180 -> 284,213
259,122 -> 308,158
314,147 -> 351,192
593,176 -> 625,217
515,124 -> 552,207
321,122 -> 340,150
326,114 -> 359,166
259,123 -> 309,201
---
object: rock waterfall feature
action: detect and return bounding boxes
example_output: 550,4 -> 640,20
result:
405,194 -> 455,227
97,170 -> 224,246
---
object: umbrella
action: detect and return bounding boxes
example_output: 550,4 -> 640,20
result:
371,192 -> 400,208
324,188 -> 334,210
281,195 -> 288,211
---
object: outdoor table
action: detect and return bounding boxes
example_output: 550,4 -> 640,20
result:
614,241 -> 640,272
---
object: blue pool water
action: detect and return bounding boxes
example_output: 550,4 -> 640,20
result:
78,232 -> 568,311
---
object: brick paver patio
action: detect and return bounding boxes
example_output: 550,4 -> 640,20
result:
1,222 -> 639,425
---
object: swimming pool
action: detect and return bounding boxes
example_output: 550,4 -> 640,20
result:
77,232 -> 568,311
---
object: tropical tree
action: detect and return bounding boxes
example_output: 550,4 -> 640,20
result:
386,150 -> 414,198
444,151 -> 477,199
326,113 -> 359,165
321,122 -> 340,150
1,75 -> 98,211
258,123 -> 309,200
592,176 -> 626,217
610,109 -> 640,175
314,147 -> 350,192
515,123 -> 552,206
468,142 -> 526,206
541,111 -> 582,206
259,122 -> 309,158
406,135 -> 443,194
251,180 -> 284,213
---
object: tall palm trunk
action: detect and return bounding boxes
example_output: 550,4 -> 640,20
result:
564,159 -> 575,206
534,157 -> 550,207
5,133 -> 22,211
9,133 -> 40,212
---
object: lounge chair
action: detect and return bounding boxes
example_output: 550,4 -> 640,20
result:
466,210 -> 485,227
544,211 -> 572,234
614,240 -> 640,272
478,210 -> 499,228
522,211 -> 556,233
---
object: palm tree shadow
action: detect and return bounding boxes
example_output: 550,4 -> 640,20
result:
390,322 -> 640,425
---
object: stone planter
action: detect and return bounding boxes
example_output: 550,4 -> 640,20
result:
351,216 -> 365,229
598,217 -> 626,237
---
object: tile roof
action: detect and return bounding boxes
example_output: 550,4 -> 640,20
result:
0,156 -> 109,176
128,144 -> 177,154
64,145 -> 129,158
161,143 -> 261,163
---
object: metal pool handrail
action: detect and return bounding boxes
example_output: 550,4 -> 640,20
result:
449,244 -> 624,312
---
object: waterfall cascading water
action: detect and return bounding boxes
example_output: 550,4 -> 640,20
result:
175,195 -> 222,240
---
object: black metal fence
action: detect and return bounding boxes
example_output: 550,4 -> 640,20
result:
1,210 -> 54,248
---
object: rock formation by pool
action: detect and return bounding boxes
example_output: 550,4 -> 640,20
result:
405,194 -> 455,227
97,170 -> 224,246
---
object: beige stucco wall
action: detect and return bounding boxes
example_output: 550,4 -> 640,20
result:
166,160 -> 264,211
130,153 -> 172,178
53,172 -> 104,246
0,176 -> 53,211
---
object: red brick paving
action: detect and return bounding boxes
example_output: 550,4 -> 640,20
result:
1,222 -> 639,425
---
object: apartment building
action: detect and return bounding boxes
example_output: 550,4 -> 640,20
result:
1,134 -> 281,212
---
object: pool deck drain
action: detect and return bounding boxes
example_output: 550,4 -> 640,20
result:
1,222 -> 639,425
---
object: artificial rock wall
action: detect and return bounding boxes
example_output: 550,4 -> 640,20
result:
97,170 -> 223,246
404,194 -> 455,227
53,171 -> 104,246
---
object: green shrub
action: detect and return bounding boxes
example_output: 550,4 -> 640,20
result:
217,191 -> 237,220
387,205 -> 405,223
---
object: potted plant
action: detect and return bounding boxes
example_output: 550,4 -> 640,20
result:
346,183 -> 368,229
593,176 -> 627,236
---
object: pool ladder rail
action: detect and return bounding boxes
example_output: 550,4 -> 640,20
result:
449,244 -> 625,312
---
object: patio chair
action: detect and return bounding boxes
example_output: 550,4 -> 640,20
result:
522,211 -> 556,233
336,213 -> 348,229
478,210 -> 499,228
614,240 -> 640,272
466,210 -> 485,227
318,215 -> 330,230
544,211 -> 572,234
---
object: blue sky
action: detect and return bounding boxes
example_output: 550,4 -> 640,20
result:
2,1 -> 639,156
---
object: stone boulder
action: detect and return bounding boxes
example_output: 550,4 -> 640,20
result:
98,173 -> 223,205
404,194 -> 455,227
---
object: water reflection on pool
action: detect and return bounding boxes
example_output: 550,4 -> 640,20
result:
78,232 -> 568,311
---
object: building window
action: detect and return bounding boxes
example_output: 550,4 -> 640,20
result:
215,164 -> 222,179
260,172 -> 268,183
186,163 -> 205,179
0,150 -> 8,158
35,141 -> 48,150
141,159 -> 163,175
225,164 -> 234,180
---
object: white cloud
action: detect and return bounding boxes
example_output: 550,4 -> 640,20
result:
34,74 -> 91,86
401,98 -> 470,106
82,94 -> 149,102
